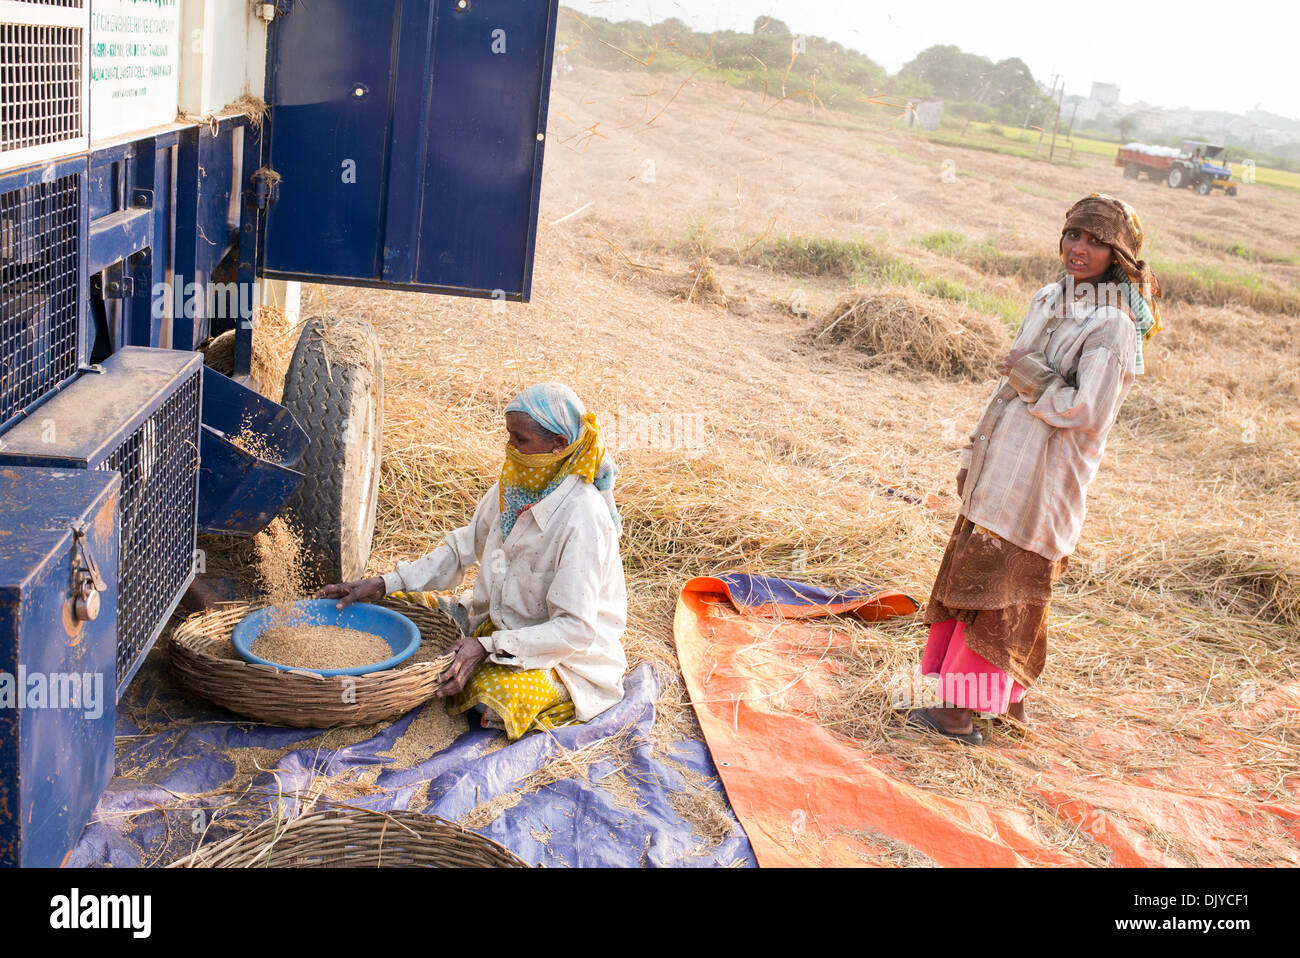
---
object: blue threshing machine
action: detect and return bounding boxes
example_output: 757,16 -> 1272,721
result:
0,0 -> 559,866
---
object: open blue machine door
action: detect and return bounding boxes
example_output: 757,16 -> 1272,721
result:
259,0 -> 559,301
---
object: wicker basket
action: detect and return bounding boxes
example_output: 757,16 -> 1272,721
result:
170,805 -> 529,867
169,598 -> 459,727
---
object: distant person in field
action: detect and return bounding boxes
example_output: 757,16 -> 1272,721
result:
907,194 -> 1162,745
319,383 -> 628,741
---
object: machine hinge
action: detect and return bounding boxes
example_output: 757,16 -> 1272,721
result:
251,168 -> 281,210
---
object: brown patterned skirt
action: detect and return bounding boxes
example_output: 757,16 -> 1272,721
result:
923,516 -> 1069,688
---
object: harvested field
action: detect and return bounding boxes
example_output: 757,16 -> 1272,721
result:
324,66 -> 1299,863
157,65 -> 1299,864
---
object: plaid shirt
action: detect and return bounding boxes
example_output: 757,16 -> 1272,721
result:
959,282 -> 1136,561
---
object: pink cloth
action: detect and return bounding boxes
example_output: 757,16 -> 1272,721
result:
921,619 -> 1026,714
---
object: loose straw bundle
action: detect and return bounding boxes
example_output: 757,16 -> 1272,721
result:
812,287 -> 1007,381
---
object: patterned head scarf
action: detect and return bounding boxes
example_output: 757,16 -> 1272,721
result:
1061,193 -> 1163,374
499,383 -> 620,540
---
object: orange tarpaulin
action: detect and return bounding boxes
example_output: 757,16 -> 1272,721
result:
674,577 -> 1300,867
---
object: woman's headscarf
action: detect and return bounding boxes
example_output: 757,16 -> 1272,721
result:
499,383 -> 620,540
1061,193 -> 1163,374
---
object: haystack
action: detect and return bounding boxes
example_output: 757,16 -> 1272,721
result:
811,287 -> 1007,381
678,254 -> 727,306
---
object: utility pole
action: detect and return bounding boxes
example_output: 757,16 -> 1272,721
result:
1048,78 -> 1065,162
1036,74 -> 1058,156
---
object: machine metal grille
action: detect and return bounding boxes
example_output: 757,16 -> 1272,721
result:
0,172 -> 78,428
0,22 -> 83,155
96,369 -> 200,688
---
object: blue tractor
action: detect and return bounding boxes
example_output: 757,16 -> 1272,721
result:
0,0 -> 558,866
1167,140 -> 1238,196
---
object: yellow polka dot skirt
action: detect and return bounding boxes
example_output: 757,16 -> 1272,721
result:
448,661 -> 577,741
389,579 -> 580,739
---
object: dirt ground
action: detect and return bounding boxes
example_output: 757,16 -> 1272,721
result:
305,66 -> 1300,864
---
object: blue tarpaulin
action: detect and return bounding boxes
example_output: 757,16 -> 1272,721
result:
69,651 -> 756,868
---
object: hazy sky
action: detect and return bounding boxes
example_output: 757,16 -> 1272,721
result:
564,1 -> 1300,120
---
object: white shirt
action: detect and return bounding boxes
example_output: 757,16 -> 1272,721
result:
382,475 -> 628,721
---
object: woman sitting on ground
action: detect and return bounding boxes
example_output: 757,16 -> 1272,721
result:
908,193 -> 1162,746
319,383 -> 628,740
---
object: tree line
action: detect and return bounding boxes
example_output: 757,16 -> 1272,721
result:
556,12 -> 1055,125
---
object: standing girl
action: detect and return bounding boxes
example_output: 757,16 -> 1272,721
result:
909,194 -> 1162,745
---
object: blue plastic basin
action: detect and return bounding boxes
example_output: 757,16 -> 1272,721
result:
231,600 -> 422,676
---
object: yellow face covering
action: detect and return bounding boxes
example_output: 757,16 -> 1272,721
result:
498,412 -> 606,538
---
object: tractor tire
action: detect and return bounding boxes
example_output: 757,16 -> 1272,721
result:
278,316 -> 384,589
1197,179 -> 1213,196
1167,166 -> 1185,189
1227,186 -> 1238,197
1124,162 -> 1138,179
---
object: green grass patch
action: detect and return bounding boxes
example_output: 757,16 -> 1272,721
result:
743,236 -> 903,279
1012,182 -> 1064,200
1190,235 -> 1300,267
1151,258 -> 1300,313
736,231 -> 1299,323
918,127 -> 1089,168
915,276 -> 1024,325
917,230 -> 969,256
915,229 -> 1299,314
738,234 -> 1024,325
1236,165 -> 1300,193
872,143 -> 933,167
914,231 -> 1061,287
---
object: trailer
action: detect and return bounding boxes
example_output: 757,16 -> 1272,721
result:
0,0 -> 559,866
1116,140 -> 1238,196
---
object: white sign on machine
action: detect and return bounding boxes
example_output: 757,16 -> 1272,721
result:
89,0 -> 181,141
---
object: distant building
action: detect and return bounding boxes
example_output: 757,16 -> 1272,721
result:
1066,93 -> 1101,124
1091,82 -> 1120,106
1134,108 -> 1163,132
905,99 -> 943,130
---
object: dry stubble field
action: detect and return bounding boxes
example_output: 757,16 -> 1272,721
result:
307,66 -> 1300,864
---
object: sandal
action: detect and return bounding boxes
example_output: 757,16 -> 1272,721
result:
992,714 -> 1035,731
904,708 -> 985,746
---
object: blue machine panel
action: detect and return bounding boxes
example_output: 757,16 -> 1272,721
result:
0,467 -> 119,867
0,157 -> 90,433
0,348 -> 202,697
197,366 -> 308,536
261,0 -> 559,300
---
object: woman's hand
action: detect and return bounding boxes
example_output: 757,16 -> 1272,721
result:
997,348 -> 1035,378
436,635 -> 489,697
956,468 -> 968,496
314,576 -> 385,609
